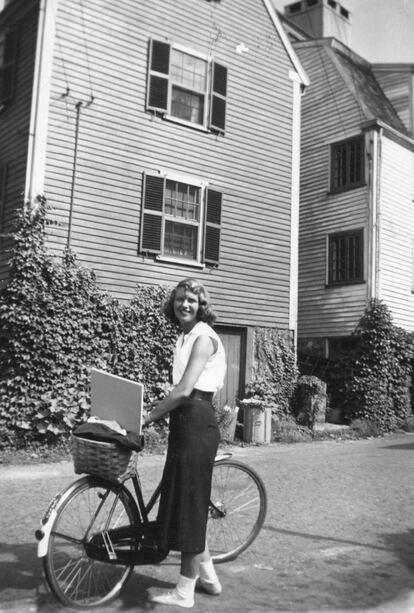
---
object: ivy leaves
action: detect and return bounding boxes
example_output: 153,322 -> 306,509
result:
0,197 -> 176,449
341,299 -> 413,431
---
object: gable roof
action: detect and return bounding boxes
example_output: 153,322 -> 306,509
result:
279,10 -> 411,138
326,40 -> 410,136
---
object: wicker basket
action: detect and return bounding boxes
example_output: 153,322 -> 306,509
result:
71,435 -> 138,483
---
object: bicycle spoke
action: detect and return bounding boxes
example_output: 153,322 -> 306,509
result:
44,478 -> 138,608
208,460 -> 267,562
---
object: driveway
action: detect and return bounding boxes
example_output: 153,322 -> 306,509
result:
1,434 -> 414,612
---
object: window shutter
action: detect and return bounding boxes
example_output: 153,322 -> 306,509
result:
0,164 -> 7,234
203,188 -> 222,265
140,174 -> 164,254
146,39 -> 170,113
0,28 -> 18,106
209,62 -> 227,133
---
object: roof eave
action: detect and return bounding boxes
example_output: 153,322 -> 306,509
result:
262,0 -> 310,88
362,119 -> 414,151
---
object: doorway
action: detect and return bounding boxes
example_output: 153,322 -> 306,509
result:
214,325 -> 247,409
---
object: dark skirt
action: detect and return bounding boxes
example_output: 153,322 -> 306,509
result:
156,397 -> 220,553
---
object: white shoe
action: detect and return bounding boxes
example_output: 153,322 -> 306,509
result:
150,589 -> 194,608
198,577 -> 222,595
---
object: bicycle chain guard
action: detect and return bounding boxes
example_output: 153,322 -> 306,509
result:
85,521 -> 169,565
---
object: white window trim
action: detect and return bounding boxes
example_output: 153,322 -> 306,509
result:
166,43 -> 211,131
155,171 -> 208,266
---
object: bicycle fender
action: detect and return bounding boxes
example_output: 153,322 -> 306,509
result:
214,452 -> 232,462
35,476 -> 93,558
36,507 -> 58,557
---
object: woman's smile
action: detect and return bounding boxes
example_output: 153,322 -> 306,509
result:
173,288 -> 199,331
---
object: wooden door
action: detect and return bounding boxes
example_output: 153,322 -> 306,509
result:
214,326 -> 246,409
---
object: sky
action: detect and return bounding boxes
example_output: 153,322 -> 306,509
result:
272,0 -> 414,63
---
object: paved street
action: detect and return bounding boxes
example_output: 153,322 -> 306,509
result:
1,434 -> 414,612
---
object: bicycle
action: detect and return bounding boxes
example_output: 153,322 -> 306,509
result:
36,440 -> 267,609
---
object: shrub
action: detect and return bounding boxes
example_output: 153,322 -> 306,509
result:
292,375 -> 326,429
271,414 -> 312,443
348,418 -> 382,438
340,299 -> 413,432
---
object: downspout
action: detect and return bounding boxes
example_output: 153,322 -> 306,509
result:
67,101 -> 82,249
368,128 -> 382,300
288,69 -> 304,349
24,0 -> 57,202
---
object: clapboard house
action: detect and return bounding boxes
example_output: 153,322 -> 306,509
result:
278,0 -> 414,360
0,0 -> 308,407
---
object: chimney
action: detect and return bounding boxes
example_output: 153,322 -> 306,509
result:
283,0 -> 352,48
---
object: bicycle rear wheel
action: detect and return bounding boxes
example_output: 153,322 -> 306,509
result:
208,459 -> 267,563
43,477 -> 139,609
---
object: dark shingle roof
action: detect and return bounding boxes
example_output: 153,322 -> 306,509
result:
332,45 -> 410,136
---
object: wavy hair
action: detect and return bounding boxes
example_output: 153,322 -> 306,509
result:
163,278 -> 217,326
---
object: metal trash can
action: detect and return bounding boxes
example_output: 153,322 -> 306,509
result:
241,401 -> 272,444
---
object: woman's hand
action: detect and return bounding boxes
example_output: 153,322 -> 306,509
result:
143,408 -> 153,428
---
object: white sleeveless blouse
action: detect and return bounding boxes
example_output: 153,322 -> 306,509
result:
172,321 -> 226,393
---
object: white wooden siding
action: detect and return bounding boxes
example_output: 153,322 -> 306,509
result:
377,135 -> 414,330
295,43 -> 370,339
42,0 -> 299,329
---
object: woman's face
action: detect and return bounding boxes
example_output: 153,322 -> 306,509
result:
173,287 -> 200,330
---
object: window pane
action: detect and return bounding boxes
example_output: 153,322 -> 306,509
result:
165,180 -> 200,220
170,49 -> 206,91
349,142 -> 361,184
329,232 -> 362,284
165,221 -> 198,259
171,86 -> 204,124
332,138 -> 363,191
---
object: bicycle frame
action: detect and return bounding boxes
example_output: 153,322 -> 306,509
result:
36,452 -> 233,561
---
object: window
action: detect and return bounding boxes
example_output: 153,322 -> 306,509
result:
147,39 -> 227,133
330,136 -> 364,192
140,172 -> 222,266
0,28 -> 17,110
328,229 -> 364,285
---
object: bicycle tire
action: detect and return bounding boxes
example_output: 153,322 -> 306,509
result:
43,476 -> 139,609
208,458 -> 267,563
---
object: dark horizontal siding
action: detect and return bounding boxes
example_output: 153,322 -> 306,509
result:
0,2 -> 39,280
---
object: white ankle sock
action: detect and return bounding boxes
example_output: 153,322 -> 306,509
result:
199,559 -> 218,582
176,574 -> 197,599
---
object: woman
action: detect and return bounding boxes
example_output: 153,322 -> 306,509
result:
144,278 -> 226,609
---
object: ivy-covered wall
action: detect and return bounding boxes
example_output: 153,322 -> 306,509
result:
0,197 -> 177,448
246,327 -> 299,416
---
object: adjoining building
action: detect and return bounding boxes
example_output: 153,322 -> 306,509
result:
278,0 -> 414,361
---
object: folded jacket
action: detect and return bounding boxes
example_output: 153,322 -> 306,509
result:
73,422 -> 143,451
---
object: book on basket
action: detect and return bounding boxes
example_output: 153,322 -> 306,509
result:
90,368 -> 143,434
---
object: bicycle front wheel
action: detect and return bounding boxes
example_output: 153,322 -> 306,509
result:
208,459 -> 267,563
43,477 -> 139,609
